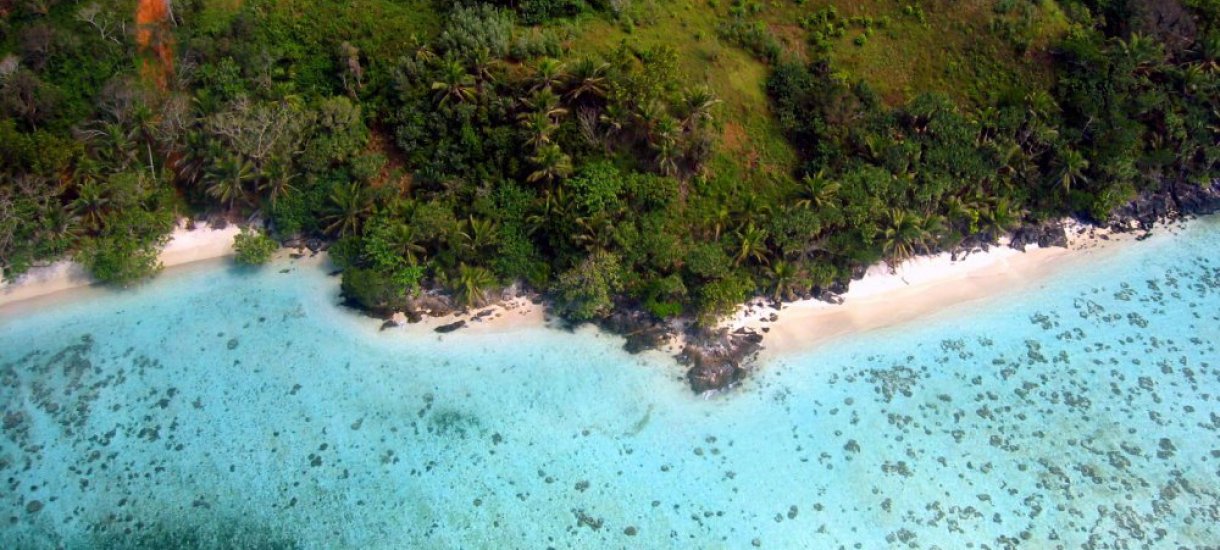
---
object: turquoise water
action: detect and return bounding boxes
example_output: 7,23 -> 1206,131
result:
1,219 -> 1218,549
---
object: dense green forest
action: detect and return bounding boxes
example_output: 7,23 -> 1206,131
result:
1,0 -> 1217,325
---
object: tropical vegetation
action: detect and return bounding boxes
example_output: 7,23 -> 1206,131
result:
0,0 -> 1216,325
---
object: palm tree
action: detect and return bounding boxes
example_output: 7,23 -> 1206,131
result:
525,187 -> 571,236
386,221 -> 428,265
469,47 -> 500,90
129,103 -> 161,169
734,223 -> 770,266
258,161 -> 297,207
458,216 -> 498,256
518,109 -> 558,151
766,260 -> 804,302
979,197 -> 1023,239
527,144 -> 573,186
943,195 -> 977,234
532,58 -> 567,92
323,182 -> 373,237
40,198 -> 82,248
709,203 -> 731,240
1197,33 -> 1220,73
1118,33 -> 1164,76
205,153 -> 255,210
573,213 -> 616,253
431,59 -> 476,105
881,208 -> 927,265
795,170 -> 841,210
677,86 -> 721,131
71,155 -> 104,188
176,132 -> 220,189
1055,147 -> 1089,194
451,263 -> 497,308
1180,63 -> 1208,94
735,193 -> 774,225
919,213 -> 947,244
90,122 -> 140,171
565,58 -> 609,101
599,103 -> 630,140
525,88 -> 568,119
634,100 -> 667,143
652,117 -> 681,177
72,181 -> 110,232
410,34 -> 437,63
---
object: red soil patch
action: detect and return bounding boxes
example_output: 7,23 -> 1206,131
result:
136,0 -> 174,90
722,122 -> 747,153
368,126 -> 413,195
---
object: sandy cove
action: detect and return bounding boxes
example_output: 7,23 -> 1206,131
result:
0,221 -> 241,310
727,221 -> 1144,360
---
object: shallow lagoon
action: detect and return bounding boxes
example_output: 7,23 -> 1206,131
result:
2,218 -> 1218,549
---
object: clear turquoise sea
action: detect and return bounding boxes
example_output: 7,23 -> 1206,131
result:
2,218 -> 1218,549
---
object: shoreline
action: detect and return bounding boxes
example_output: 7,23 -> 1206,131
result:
729,222 -> 1145,361
0,221 -> 241,311
2,217 -> 1156,362
384,219 -> 1151,360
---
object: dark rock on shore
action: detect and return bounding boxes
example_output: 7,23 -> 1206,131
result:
1171,180 -> 1220,216
679,327 -> 764,394
435,320 -> 467,333
1009,221 -> 1069,251
406,293 -> 460,320
1110,180 -> 1220,229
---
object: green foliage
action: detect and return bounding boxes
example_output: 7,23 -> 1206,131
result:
437,5 -> 516,59
696,271 -> 753,325
564,161 -> 625,215
459,0 -> 594,25
686,241 -> 733,280
234,228 -> 280,265
551,251 -> 623,321
716,18 -> 784,63
341,268 -> 409,313
301,97 -> 369,174
1,0 -> 1216,328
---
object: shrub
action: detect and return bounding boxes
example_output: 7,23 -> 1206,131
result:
340,268 -> 404,313
551,251 -> 623,321
233,228 -> 280,265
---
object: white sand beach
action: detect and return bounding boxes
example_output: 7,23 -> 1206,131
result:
0,221 -> 241,310
726,221 -> 1145,358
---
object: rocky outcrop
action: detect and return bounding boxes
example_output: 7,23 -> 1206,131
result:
1171,180 -> 1220,216
1009,220 -> 1069,251
1110,180 -> 1220,230
679,328 -> 764,394
596,308 -> 674,354
405,292 -> 459,320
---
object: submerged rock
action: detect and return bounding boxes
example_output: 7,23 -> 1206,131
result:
380,312 -> 410,331
434,320 -> 467,334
